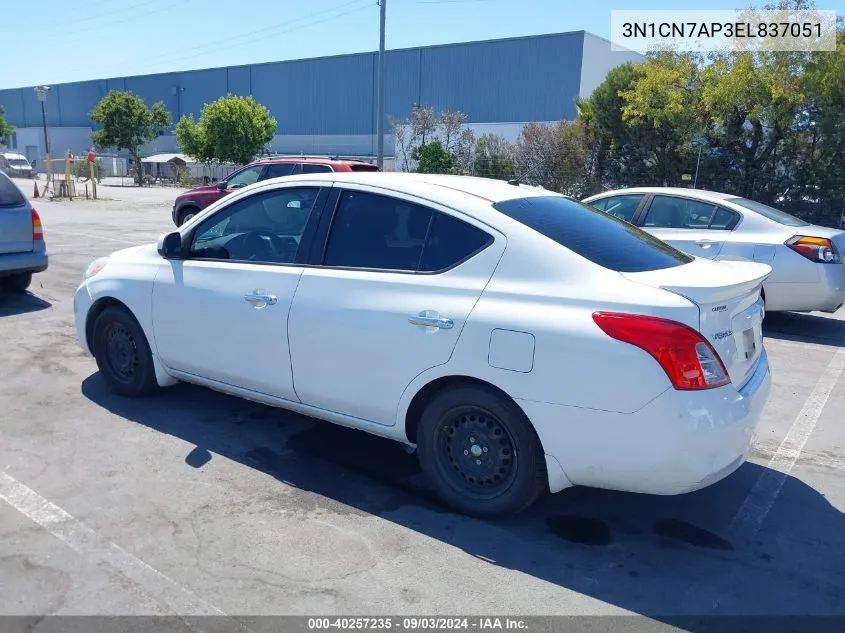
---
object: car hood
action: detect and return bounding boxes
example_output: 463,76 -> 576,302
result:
110,243 -> 160,262
181,185 -> 219,196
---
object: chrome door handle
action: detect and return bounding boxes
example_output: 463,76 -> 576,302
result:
409,315 -> 454,329
244,293 -> 277,306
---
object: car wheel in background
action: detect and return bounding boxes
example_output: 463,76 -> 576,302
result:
92,306 -> 159,397
1,272 -> 32,293
416,383 -> 548,517
178,206 -> 200,226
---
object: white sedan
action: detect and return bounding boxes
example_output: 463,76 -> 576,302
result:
74,173 -> 772,517
583,187 -> 845,314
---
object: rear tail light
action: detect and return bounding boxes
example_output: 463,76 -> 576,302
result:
592,312 -> 731,390
786,236 -> 840,263
32,208 -> 43,241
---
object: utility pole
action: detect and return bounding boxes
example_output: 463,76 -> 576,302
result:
34,86 -> 52,196
376,0 -> 386,169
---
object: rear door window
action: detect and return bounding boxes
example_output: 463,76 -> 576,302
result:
300,164 -> 333,174
493,195 -> 692,273
263,163 -> 299,179
0,173 -> 26,207
643,196 -> 717,229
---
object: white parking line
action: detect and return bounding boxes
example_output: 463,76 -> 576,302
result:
0,470 -> 227,616
728,347 -> 845,542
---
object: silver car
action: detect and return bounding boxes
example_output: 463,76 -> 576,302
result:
582,187 -> 845,314
0,172 -> 48,293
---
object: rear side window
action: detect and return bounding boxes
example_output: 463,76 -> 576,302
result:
263,163 -> 298,179
0,173 -> 26,207
588,194 -> 644,223
350,164 -> 379,172
419,212 -> 493,272
493,195 -> 692,273
300,164 -> 333,174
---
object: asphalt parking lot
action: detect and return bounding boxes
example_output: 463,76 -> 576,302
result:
1,179 -> 844,626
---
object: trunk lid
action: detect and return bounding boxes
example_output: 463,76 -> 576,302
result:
0,175 -> 33,255
623,258 -> 771,387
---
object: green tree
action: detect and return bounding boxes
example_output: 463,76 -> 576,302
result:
0,105 -> 13,146
413,141 -> 453,174
473,134 -> 519,180
90,91 -> 171,186
175,95 -> 276,166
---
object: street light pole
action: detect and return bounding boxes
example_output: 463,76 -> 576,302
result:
376,0 -> 386,169
34,86 -> 52,195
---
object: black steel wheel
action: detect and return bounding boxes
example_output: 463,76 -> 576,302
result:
417,384 -> 547,517
92,306 -> 158,397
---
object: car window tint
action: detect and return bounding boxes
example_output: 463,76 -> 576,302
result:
643,196 -> 717,229
300,163 -> 333,174
588,194 -> 644,223
710,206 -> 738,229
493,195 -> 692,273
190,187 -> 320,264
419,212 -> 492,272
0,173 -> 26,207
324,191 -> 433,271
263,163 -> 298,179
226,166 -> 263,189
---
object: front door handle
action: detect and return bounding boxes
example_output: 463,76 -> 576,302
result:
244,293 -> 277,306
409,315 -> 454,329
695,240 -> 716,248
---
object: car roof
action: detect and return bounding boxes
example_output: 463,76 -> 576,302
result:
251,156 -> 375,166
586,187 -> 739,202
262,171 -> 556,204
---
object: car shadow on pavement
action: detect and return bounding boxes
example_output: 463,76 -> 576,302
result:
0,292 -> 51,317
81,374 -> 845,627
764,311 -> 845,347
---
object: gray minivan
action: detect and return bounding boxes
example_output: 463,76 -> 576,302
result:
0,171 -> 47,293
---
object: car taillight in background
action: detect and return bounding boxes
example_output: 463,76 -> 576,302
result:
786,236 -> 840,263
32,208 -> 43,241
592,312 -> 731,391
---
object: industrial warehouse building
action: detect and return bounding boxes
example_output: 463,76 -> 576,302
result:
0,31 -> 640,164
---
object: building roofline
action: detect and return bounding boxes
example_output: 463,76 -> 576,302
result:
2,30 -> 596,91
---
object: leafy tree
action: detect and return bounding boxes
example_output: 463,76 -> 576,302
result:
413,141 -> 453,174
390,105 -> 473,172
175,95 -> 276,166
0,106 -> 13,146
90,91 -> 171,186
473,134 -> 518,180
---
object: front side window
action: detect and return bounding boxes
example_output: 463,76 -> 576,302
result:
190,187 -> 321,264
226,165 -> 263,189
588,194 -> 644,223
493,195 -> 692,273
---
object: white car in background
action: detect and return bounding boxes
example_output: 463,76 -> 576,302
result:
583,187 -> 845,314
75,173 -> 771,517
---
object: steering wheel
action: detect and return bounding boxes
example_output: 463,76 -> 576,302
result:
241,230 -> 297,262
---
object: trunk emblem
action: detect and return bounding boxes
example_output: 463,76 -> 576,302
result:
712,305 -> 728,312
714,330 -> 733,340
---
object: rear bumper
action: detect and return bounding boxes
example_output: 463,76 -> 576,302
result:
518,350 -> 771,495
0,248 -> 48,276
765,263 -> 845,313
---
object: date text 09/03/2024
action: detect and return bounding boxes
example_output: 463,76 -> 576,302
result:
307,618 -> 528,630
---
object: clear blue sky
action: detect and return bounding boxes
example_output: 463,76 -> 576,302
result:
2,0 -> 842,89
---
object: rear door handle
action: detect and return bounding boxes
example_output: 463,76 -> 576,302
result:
409,315 -> 454,329
695,240 -> 716,248
244,293 -> 277,306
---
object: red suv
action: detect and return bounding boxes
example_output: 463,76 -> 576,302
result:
171,157 -> 379,226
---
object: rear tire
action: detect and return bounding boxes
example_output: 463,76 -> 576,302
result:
1,272 -> 32,293
416,384 -> 547,518
92,306 -> 159,397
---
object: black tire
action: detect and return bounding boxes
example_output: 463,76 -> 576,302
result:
178,206 -> 199,226
1,272 -> 32,293
92,306 -> 159,397
416,384 -> 547,518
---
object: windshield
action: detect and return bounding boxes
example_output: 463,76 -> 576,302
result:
728,197 -> 810,227
8,158 -> 30,167
493,195 -> 692,273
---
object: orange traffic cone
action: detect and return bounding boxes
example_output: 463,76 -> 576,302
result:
33,181 -> 39,199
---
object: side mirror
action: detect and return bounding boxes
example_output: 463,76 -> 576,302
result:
157,231 -> 183,259
216,181 -> 228,190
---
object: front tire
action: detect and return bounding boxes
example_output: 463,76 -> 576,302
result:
416,384 -> 547,518
178,206 -> 199,226
1,272 -> 32,293
92,306 -> 159,397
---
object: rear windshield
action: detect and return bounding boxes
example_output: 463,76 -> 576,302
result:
493,195 -> 693,273
0,173 -> 27,208
727,197 -> 809,227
